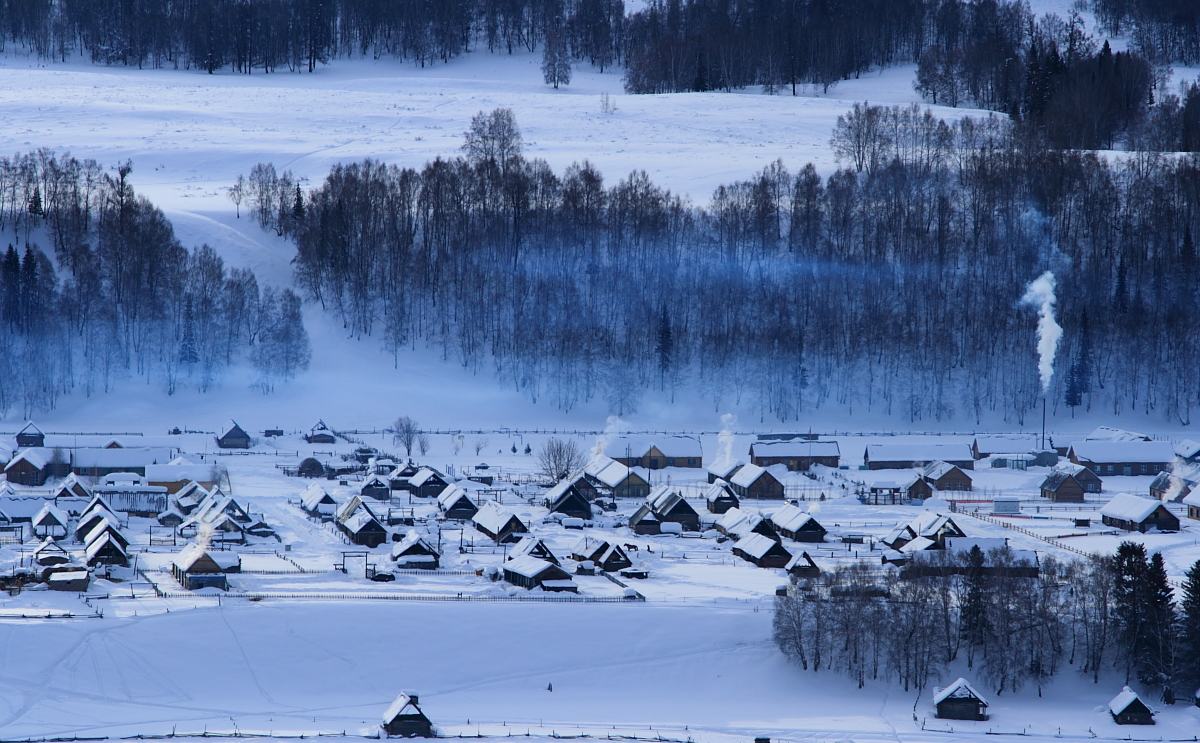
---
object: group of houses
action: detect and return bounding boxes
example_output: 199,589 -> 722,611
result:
930,679 -> 1162,727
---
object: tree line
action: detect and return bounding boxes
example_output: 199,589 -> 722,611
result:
773,543 -> 1200,705
1094,0 -> 1200,64
248,106 -> 1200,425
0,151 -> 309,418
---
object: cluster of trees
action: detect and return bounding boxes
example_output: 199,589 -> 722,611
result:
259,107 -> 1199,424
773,544 -> 1200,702
1095,0 -> 1200,64
0,151 -> 309,417
0,0 -> 624,75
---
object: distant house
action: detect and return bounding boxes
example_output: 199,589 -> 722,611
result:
84,531 -> 128,567
970,434 -> 1037,460
71,447 -> 175,478
922,461 -> 972,492
387,462 -> 422,490
1053,462 -> 1102,493
707,459 -> 743,484
749,438 -> 840,471
335,497 -> 388,547
883,513 -> 966,551
502,555 -> 577,592
4,448 -> 51,486
769,504 -> 825,542
730,463 -> 785,500
32,504 -> 68,539
731,533 -> 792,568
359,473 -> 392,501
1108,687 -> 1154,725
630,486 -> 700,532
715,507 -> 778,541
146,457 -> 218,493
864,443 -> 974,470
436,484 -> 479,521
305,420 -> 337,444
571,537 -> 632,572
382,693 -> 434,738
933,678 -> 988,721
15,421 -> 45,448
1149,471 -> 1196,502
546,477 -> 593,520
472,503 -> 528,544
1185,490 -> 1200,521
1176,439 -> 1200,464
1100,494 -> 1180,533
33,537 -> 69,566
48,570 -> 90,592
854,472 -> 932,504
509,536 -> 559,565
391,531 -> 440,569
53,473 -> 90,500
703,480 -> 739,514
1067,440 -> 1173,477
583,456 -> 650,499
409,468 -> 449,499
786,551 -> 820,578
606,436 -> 702,469
171,544 -> 241,590
216,421 -> 251,449
300,484 -> 338,519
1040,471 -> 1085,503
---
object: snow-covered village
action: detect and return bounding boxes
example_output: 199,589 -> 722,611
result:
2,0 -> 1200,741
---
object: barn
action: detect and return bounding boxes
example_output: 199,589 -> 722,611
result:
730,463 -> 785,500
703,480 -> 740,514
1039,471 -> 1085,503
1067,440 -> 1173,477
922,461 -> 972,492
502,555 -> 578,592
864,443 -> 974,470
1100,494 -> 1180,533
391,531 -> 440,569
749,438 -> 840,471
1108,687 -> 1154,725
933,678 -> 988,721
216,421 -> 251,449
381,693 -> 434,737
769,503 -> 826,542
472,503 -> 528,544
436,484 -> 479,521
731,533 -> 792,568
546,478 -> 593,520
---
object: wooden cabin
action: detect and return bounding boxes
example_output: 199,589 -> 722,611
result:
502,555 -> 577,592
571,537 -> 632,572
731,533 -> 792,569
15,421 -> 44,448
584,456 -> 650,499
970,434 -> 1038,460
172,544 -> 241,590
749,438 -> 840,471
305,420 -> 337,444
301,484 -> 338,519
922,461 -> 972,492
933,678 -> 988,721
707,459 -> 743,484
1100,494 -> 1180,533
216,421 -> 251,449
84,532 -> 129,566
4,448 -> 50,485
32,504 -> 68,539
509,536 -> 559,565
359,474 -> 392,501
730,463 -> 785,500
715,507 -> 778,541
605,436 -> 702,469
703,480 -> 740,514
546,477 -> 593,520
409,468 -> 449,499
785,551 -> 820,578
641,486 -> 701,531
865,443 -> 974,470
1040,471 -> 1085,503
382,693 -> 434,738
391,531 -> 440,570
1067,440 -> 1172,477
472,504 -> 527,544
769,504 -> 826,542
1184,490 -> 1200,521
435,484 -> 479,521
1108,687 -> 1154,725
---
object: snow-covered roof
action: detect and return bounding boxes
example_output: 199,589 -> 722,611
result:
933,678 -> 988,706
1069,440 -> 1173,464
922,461 -> 964,480
1052,461 -> 1092,477
72,447 -> 174,468
972,434 -> 1038,453
85,532 -> 126,560
584,456 -> 633,487
848,470 -> 922,489
472,503 -> 522,533
4,447 -> 51,471
382,693 -> 423,723
750,439 -> 840,458
769,503 -> 818,533
436,483 -> 475,511
408,468 -> 442,487
33,536 -> 67,558
301,483 -> 336,510
1085,426 -> 1150,442
392,530 -> 438,559
33,503 -> 67,527
1183,489 -> 1200,507
703,480 -> 737,502
342,508 -> 383,534
1108,687 -> 1147,715
503,554 -> 558,579
731,462 -> 778,488
605,435 -> 701,460
646,485 -> 692,514
174,543 -> 240,572
899,536 -> 936,553
706,459 -> 743,478
146,462 -> 216,483
17,421 -> 43,436
544,475 -> 586,504
1174,439 -> 1200,461
734,533 -> 788,560
1100,493 -> 1166,523
83,517 -> 124,546
866,442 -> 972,463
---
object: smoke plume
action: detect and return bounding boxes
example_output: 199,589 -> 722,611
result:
1020,271 -> 1062,394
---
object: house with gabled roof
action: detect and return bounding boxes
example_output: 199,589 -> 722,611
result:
85,531 -> 128,566
882,513 -> 966,550
32,503 -> 68,538
584,456 -> 650,498
706,459 -> 743,484
4,447 -> 52,485
1108,687 -> 1154,725
970,434 -> 1037,460
1039,471 -> 1085,503
472,503 -> 527,544
305,420 -> 337,444
769,503 -> 825,542
570,537 -> 632,572
508,536 -> 559,565
606,435 -> 702,469
301,483 -> 338,518
703,479 -> 739,514
172,543 -> 241,590
640,486 -> 700,531
922,461 -> 972,492
53,473 -> 90,500
732,533 -> 792,568
715,507 -> 777,541
359,473 -> 392,501
382,693 -> 434,738
409,468 -> 449,499
749,438 -> 840,471
786,550 -> 820,578
15,422 -> 44,448
391,531 -> 440,569
502,555 -> 577,592
1100,494 -> 1180,532
436,483 -> 479,521
546,477 -> 593,520
933,678 -> 988,720
216,421 -> 251,449
33,537 -> 69,566
1067,439 -> 1173,476
730,463 -> 785,500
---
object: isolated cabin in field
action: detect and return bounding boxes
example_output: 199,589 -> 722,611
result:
1100,494 -> 1180,532
864,443 -> 974,470
933,678 -> 988,721
546,477 -> 593,520
216,421 -> 251,449
509,536 -> 559,564
1067,440 -> 1173,476
769,504 -> 825,542
472,503 -> 527,544
571,537 -> 632,572
301,483 -> 338,518
382,693 -> 434,738
704,480 -> 740,514
786,550 -> 820,578
392,531 -> 440,569
1053,462 -> 1102,492
730,463 -> 785,500
584,456 -> 650,499
970,434 -> 1037,460
749,438 -> 841,471
32,503 -> 68,538
639,486 -> 701,531
1108,687 -> 1154,725
922,461 -> 972,492
359,473 -> 392,501
606,435 -> 702,469
172,544 -> 241,590
715,507 -> 778,540
434,484 -> 478,521
1040,471 -> 1085,503
409,468 -> 449,499
305,420 -> 337,444
732,533 -> 792,568
502,555 -> 578,592
4,447 -> 51,485
15,421 -> 44,448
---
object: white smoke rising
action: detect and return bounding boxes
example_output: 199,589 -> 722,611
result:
195,521 -> 214,554
1159,458 -> 1186,503
1020,271 -> 1062,394
712,413 -> 737,469
592,416 -> 626,459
